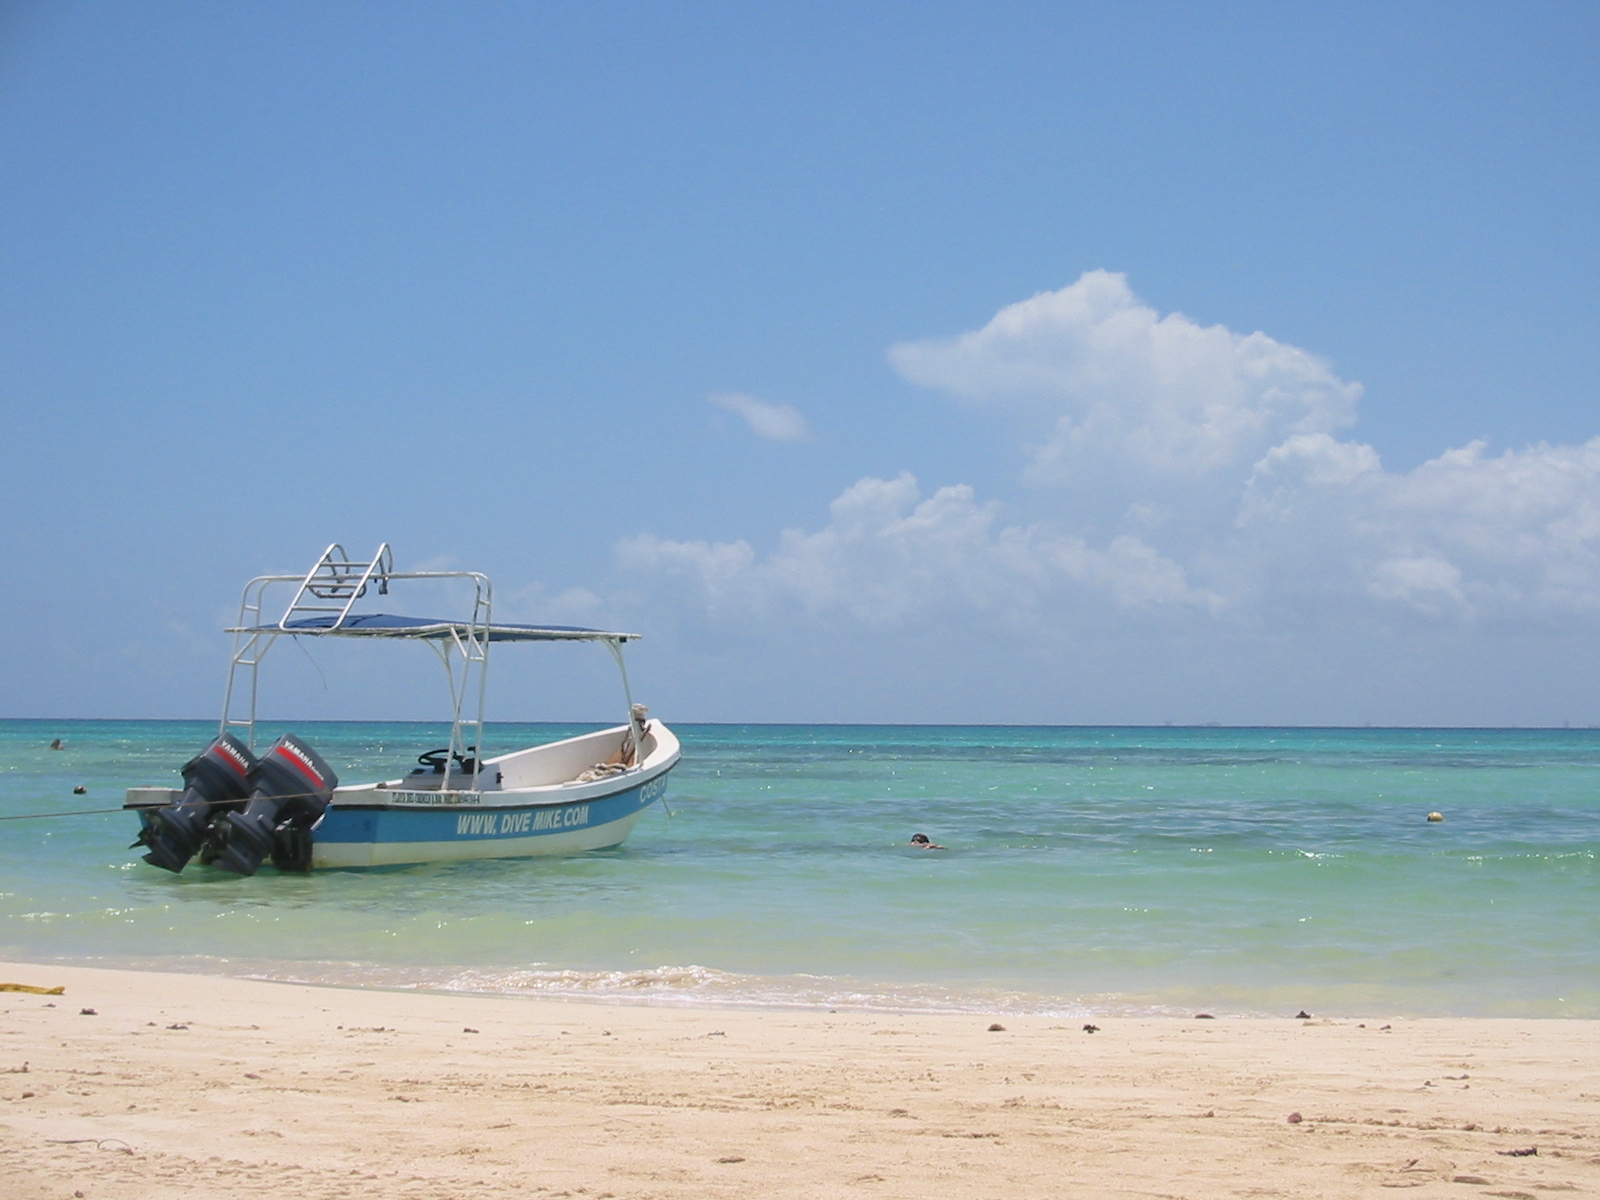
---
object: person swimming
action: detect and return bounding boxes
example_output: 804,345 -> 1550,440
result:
909,833 -> 946,850
48,739 -> 62,750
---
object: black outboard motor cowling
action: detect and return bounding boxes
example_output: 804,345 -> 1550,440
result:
203,734 -> 337,876
135,734 -> 258,873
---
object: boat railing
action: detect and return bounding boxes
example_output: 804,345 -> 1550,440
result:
213,542 -> 649,805
219,545 -> 493,785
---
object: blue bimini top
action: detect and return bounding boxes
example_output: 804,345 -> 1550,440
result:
231,613 -> 639,642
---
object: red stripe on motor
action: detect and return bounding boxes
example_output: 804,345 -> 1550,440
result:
217,746 -> 250,777
272,745 -> 328,790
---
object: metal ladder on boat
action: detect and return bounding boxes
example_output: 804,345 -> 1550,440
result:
428,566 -> 492,790
276,543 -> 394,631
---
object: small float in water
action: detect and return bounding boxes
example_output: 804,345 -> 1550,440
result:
126,543 -> 679,874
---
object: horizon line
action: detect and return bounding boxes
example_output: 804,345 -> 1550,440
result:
3,717 -> 1597,733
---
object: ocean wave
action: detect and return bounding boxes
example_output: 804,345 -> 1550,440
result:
227,958 -> 1203,1017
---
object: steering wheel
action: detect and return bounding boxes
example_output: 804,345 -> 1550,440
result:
416,748 -> 451,770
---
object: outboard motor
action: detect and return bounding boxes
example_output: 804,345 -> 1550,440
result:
134,735 -> 258,873
202,734 -> 337,876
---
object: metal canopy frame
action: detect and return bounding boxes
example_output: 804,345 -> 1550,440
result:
219,543 -> 645,791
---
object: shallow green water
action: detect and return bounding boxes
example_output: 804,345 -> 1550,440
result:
2,720 -> 1596,1016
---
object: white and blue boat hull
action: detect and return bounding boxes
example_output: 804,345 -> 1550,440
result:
311,772 -> 670,868
127,722 -> 680,873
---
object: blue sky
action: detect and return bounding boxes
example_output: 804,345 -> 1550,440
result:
3,2 -> 1598,724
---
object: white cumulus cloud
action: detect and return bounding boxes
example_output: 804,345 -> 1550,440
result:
710,392 -> 813,442
617,471 -> 1219,628
1240,434 -> 1600,620
889,270 -> 1361,482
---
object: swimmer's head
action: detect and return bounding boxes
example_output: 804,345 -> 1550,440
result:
910,833 -> 931,845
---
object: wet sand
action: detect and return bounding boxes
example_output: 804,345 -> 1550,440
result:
3,962 -> 1598,1198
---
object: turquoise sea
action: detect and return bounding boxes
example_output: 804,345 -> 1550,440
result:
1,720 -> 1596,1017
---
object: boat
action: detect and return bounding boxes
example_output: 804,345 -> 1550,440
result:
125,543 -> 680,873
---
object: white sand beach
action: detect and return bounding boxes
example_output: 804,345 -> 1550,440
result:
3,962 -> 1598,1198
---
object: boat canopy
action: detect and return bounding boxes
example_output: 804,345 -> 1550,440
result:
230,613 -> 639,643
220,543 -> 650,778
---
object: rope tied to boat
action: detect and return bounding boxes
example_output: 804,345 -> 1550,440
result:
0,807 -> 130,821
574,762 -> 629,783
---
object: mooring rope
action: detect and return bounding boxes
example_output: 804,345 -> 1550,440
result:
0,807 -> 130,821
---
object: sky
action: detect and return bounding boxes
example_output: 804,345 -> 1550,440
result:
2,1 -> 1598,725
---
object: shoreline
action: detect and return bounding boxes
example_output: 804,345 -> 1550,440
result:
4,961 -> 1598,1198
3,951 -> 1590,1021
